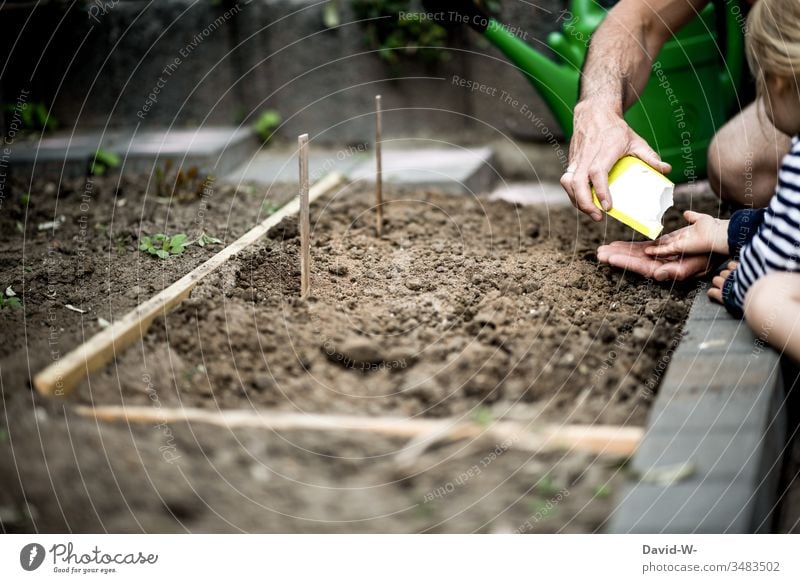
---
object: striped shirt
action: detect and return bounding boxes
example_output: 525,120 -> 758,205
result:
723,135 -> 800,317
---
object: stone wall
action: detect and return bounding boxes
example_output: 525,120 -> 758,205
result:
0,0 -> 571,144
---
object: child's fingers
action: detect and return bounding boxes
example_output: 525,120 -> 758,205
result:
712,273 -> 728,289
683,210 -> 704,224
707,287 -> 723,304
727,260 -> 739,270
646,233 -> 689,256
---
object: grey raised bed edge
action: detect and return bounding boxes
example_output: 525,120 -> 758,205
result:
608,282 -> 789,533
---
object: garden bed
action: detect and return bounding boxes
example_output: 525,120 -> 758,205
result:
1,177 -> 707,533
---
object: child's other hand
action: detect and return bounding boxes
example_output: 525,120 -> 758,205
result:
645,211 -> 729,257
708,261 -> 739,304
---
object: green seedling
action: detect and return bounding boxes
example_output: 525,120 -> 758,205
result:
535,475 -> 560,497
20,193 -> 30,206
527,499 -> 559,520
323,0 -> 340,28
139,233 -> 189,259
0,286 -> 21,310
470,406 -> 493,427
139,232 -> 223,259
195,233 -> 222,247
253,109 -> 282,144
114,236 -> 127,256
5,101 -> 57,132
593,483 -> 612,499
90,148 -> 121,176
262,201 -> 281,216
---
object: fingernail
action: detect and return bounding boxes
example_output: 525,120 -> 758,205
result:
601,200 -> 610,211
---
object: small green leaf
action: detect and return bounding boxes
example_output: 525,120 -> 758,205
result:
535,476 -> 560,497
593,483 -> 612,499
156,249 -> 170,259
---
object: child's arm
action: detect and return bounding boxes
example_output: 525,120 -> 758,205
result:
645,211 -> 729,257
711,142 -> 800,317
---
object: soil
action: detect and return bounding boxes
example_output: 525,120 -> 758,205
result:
0,174 -> 740,533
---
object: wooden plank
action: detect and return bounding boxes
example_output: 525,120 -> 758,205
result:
34,171 -> 346,398
73,405 -> 642,457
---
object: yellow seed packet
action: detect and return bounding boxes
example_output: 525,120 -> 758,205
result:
592,156 -> 674,240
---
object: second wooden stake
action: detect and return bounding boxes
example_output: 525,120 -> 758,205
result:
298,134 -> 310,299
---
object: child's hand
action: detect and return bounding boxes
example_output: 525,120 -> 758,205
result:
708,261 -> 739,304
645,211 -> 729,257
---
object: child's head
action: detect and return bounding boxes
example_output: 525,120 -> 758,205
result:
746,0 -> 800,134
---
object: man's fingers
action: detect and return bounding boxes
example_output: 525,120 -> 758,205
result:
604,252 -> 660,278
629,140 -> 672,174
588,165 -> 611,211
572,170 -> 603,221
653,254 -> 710,281
559,169 -> 577,207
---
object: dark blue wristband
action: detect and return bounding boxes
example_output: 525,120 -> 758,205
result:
727,209 -> 766,258
721,272 -> 743,319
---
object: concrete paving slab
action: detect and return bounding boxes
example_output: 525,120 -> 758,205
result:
610,480 -> 762,533
487,182 -> 572,207
658,351 -> 780,399
609,282 -> 787,533
223,147 -> 368,185
348,146 -> 498,194
9,127 -> 257,180
677,315 -> 762,354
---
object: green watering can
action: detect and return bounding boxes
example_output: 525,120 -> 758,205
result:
427,0 -> 744,182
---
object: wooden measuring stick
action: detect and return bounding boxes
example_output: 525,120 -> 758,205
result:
375,95 -> 384,236
73,404 -> 642,458
299,134 -> 310,298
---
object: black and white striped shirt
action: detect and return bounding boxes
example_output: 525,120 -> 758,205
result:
723,135 -> 800,317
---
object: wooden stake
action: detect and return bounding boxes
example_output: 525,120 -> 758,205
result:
73,405 -> 642,458
298,134 -> 310,299
375,95 -> 383,237
33,172 -> 346,398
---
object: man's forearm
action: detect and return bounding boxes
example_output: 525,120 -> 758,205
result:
578,0 -> 708,112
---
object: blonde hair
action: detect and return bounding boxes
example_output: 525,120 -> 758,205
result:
746,0 -> 800,99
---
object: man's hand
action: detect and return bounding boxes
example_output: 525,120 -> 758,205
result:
560,101 -> 672,222
597,241 -> 712,281
645,211 -> 730,257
